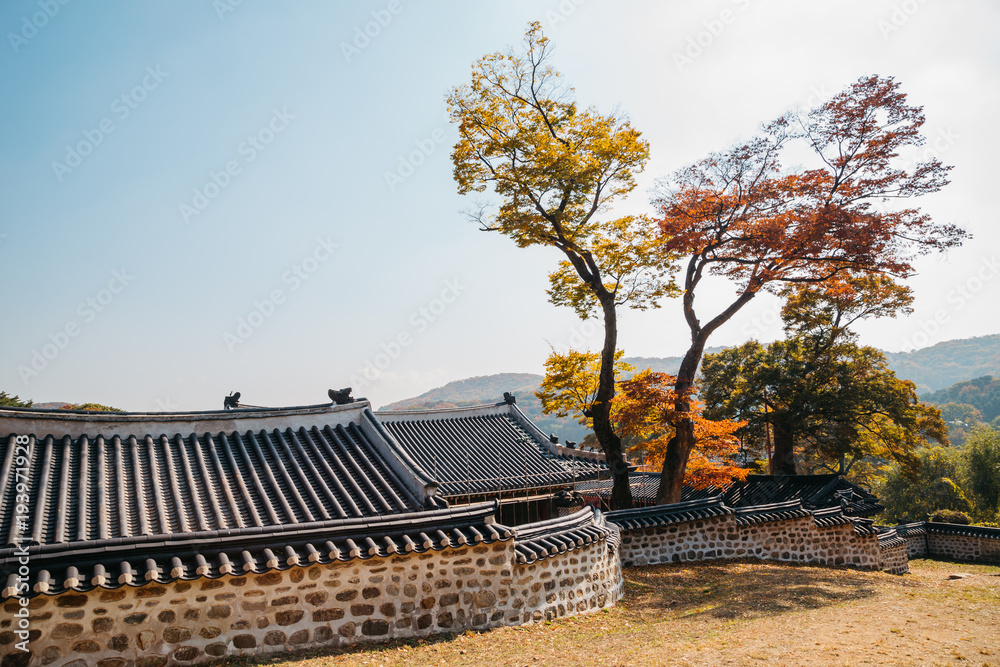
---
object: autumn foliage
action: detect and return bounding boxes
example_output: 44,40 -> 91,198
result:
650,75 -> 968,503
614,370 -> 748,490
448,22 -> 678,509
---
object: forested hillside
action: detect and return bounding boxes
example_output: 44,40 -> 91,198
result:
921,375 -> 1000,422
884,334 -> 1000,393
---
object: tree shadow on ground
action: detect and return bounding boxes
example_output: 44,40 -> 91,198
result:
621,558 -> 901,623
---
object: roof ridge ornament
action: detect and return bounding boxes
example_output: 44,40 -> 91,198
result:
502,391 -> 516,405
223,391 -> 241,410
328,388 -> 355,405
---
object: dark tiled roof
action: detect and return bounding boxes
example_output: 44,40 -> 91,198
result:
513,507 -> 613,565
732,499 -> 813,526
0,402 -> 521,598
580,473 -> 883,517
724,474 -> 883,517
683,484 -> 727,501
925,522 -> 1000,539
851,517 -> 878,537
577,472 -> 659,504
811,506 -> 856,528
891,522 -> 927,538
607,496 -> 874,537
605,496 -> 731,531
576,472 -> 727,505
377,402 -> 607,499
0,421 -> 424,546
876,528 -> 906,550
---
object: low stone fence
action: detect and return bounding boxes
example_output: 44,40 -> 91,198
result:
892,522 -> 1000,563
894,523 -> 929,559
925,523 -> 1000,563
608,497 -> 908,575
892,522 -> 1000,564
0,509 -> 620,667
14,503 -> 1000,665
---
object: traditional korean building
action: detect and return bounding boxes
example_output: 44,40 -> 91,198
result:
376,395 -> 607,525
6,391 -> 990,667
0,397 -> 621,666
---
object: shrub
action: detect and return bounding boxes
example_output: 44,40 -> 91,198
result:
929,509 -> 972,525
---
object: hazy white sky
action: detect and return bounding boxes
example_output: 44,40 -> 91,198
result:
1,1 -> 997,411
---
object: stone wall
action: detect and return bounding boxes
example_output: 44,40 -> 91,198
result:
925,531 -> 1000,563
894,525 -> 928,559
11,508 -> 997,666
893,523 -> 1000,564
1,535 -> 619,667
878,541 -> 909,575
617,514 -> 889,572
876,531 -> 909,575
505,536 -> 621,624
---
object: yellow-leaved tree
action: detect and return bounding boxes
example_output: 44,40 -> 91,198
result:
448,23 -> 678,508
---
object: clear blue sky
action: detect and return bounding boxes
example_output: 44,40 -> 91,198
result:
2,1 -> 998,411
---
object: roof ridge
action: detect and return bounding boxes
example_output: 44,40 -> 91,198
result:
513,507 -> 595,539
607,495 -> 728,520
733,498 -> 805,514
375,401 -> 514,418
360,408 -> 439,499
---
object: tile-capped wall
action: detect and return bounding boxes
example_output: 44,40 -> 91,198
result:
616,513 -> 887,571
3,535 -> 619,667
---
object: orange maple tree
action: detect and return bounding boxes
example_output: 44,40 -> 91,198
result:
651,75 -> 968,503
614,370 -> 748,490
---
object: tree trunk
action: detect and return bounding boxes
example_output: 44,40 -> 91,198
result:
591,293 -> 633,510
657,272 -> 758,504
771,422 -> 797,475
656,338 -> 705,504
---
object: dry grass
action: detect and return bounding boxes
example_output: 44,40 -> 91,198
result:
214,558 -> 1000,667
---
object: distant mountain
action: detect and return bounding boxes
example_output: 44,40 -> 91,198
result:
377,350 -> 727,443
921,375 -> 1000,422
883,334 -> 1000,393
380,336 -> 1000,442
379,373 -> 543,411
31,402 -> 70,409
378,372 -> 592,442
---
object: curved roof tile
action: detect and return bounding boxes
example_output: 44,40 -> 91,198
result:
377,402 -> 606,498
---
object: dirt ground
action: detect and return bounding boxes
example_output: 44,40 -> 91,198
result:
218,558 -> 1000,667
